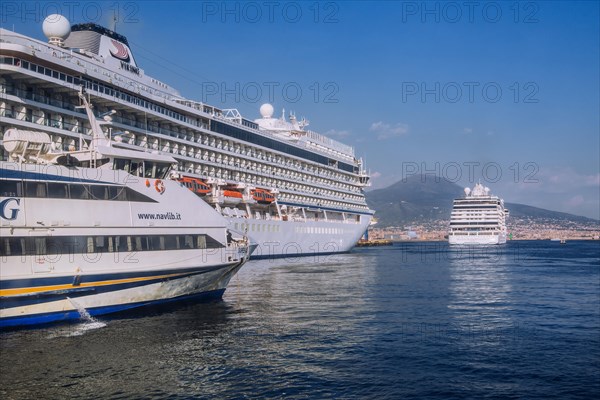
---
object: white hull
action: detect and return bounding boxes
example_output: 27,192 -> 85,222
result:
226,214 -> 371,258
0,260 -> 245,327
448,232 -> 507,245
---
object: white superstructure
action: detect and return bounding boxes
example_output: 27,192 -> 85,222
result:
0,87 -> 249,328
0,15 -> 373,258
448,183 -> 509,245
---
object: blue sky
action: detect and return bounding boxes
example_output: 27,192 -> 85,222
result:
2,1 -> 599,219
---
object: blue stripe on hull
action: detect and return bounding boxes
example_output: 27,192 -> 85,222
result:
0,271 -> 204,309
0,168 -> 113,184
0,289 -> 226,329
0,264 -> 226,290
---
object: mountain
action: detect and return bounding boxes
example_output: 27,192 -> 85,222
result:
366,175 -> 598,227
366,176 -> 459,226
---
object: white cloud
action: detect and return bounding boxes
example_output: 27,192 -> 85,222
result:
371,171 -> 382,178
495,166 -> 600,219
544,169 -> 600,189
369,121 -> 409,140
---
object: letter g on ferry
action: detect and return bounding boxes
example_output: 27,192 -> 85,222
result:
0,198 -> 21,220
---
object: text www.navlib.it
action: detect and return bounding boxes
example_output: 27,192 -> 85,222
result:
137,212 -> 182,220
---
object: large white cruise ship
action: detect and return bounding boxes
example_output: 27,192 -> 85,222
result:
0,15 -> 373,258
448,183 -> 509,245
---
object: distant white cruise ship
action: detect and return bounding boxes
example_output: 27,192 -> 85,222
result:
0,15 -> 373,258
448,183 -> 509,245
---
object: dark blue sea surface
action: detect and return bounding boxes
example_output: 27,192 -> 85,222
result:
1,241 -> 599,399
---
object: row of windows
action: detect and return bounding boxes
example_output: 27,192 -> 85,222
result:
295,226 -> 345,235
0,234 -> 223,257
0,180 -> 155,202
2,55 -> 360,173
211,121 -> 357,173
2,57 -> 362,189
453,205 -> 502,209
0,57 -> 190,125
234,222 -> 281,233
449,222 -> 503,226
0,94 -> 360,198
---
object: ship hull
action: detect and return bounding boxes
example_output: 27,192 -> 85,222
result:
448,232 -> 507,245
0,261 -> 244,328
226,215 -> 371,258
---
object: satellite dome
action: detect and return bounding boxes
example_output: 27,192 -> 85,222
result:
260,103 -> 274,118
42,14 -> 71,45
464,187 -> 471,196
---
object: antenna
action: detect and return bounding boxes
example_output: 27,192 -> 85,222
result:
111,11 -> 118,32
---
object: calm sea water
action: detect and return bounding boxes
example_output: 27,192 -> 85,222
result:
1,241 -> 599,399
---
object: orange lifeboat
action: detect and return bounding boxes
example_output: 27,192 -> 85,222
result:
251,188 -> 275,204
223,190 -> 243,199
222,189 -> 243,204
177,177 -> 211,196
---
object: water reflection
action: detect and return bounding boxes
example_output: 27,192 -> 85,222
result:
168,254 -> 378,396
1,243 -> 599,399
447,244 -> 515,339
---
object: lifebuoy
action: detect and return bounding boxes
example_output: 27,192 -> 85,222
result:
155,179 -> 165,194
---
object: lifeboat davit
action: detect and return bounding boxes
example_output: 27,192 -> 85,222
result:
251,188 -> 275,204
177,177 -> 211,196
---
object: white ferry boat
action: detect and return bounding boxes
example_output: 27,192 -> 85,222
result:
448,183 -> 509,245
0,15 -> 373,258
0,88 -> 249,328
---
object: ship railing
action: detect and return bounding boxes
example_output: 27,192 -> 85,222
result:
212,113 -> 355,161
0,31 -> 178,101
304,129 -> 354,156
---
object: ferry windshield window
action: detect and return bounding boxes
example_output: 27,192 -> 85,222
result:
0,180 -> 22,197
47,183 -> 68,199
143,162 -> 154,178
114,159 -> 130,172
141,162 -> 171,179
25,182 -> 47,198
130,161 -> 142,176
0,234 -> 223,257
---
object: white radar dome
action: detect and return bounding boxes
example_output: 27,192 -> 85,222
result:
260,103 -> 274,118
464,187 -> 471,196
43,14 -> 71,45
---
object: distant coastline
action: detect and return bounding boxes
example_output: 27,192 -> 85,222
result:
368,220 -> 600,242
